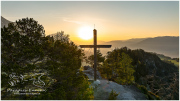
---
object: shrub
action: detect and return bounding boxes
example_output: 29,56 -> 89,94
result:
139,85 -> 148,94
135,83 -> 161,100
108,89 -> 119,100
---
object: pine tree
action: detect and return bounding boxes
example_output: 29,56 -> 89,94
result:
1,18 -> 94,100
116,52 -> 135,84
102,48 -> 135,84
1,18 -> 46,74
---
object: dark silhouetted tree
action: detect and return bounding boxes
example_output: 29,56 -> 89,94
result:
1,18 -> 94,100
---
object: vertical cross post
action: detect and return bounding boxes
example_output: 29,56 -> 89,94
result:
93,29 -> 97,81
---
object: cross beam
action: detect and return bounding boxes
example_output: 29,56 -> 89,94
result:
80,45 -> 111,48
80,29 -> 112,81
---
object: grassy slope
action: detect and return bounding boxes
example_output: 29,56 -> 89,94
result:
159,57 -> 179,68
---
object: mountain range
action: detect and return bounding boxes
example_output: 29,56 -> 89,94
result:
101,36 -> 179,58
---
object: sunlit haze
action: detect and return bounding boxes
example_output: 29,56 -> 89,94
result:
1,1 -> 179,44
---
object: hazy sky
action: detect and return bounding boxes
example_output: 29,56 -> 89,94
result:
1,1 -> 179,43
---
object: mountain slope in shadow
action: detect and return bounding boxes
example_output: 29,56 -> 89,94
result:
101,36 -> 179,58
129,36 -> 179,58
1,16 -> 12,28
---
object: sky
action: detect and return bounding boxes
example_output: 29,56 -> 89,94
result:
1,1 -> 179,44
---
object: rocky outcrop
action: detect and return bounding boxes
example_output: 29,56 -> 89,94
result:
82,65 -> 147,100
94,80 -> 147,100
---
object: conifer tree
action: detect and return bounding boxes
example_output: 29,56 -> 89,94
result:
102,48 -> 135,84
1,18 -> 94,100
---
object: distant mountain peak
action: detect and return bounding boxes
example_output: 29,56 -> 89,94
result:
1,16 -> 12,28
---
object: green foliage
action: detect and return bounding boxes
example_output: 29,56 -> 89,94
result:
135,83 -> 161,100
148,91 -> 161,100
156,53 -> 171,60
100,60 -> 113,79
160,57 -> 179,68
1,18 -> 46,95
86,50 -> 105,67
31,31 -> 93,100
103,47 -> 178,100
138,85 -> 148,94
1,18 -> 94,100
116,52 -> 135,84
33,72 -> 94,100
108,89 -> 119,100
1,18 -> 46,74
101,48 -> 135,85
79,66 -> 84,71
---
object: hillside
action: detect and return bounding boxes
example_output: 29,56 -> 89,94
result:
101,47 -> 179,100
83,47 -> 179,100
155,53 -> 179,67
1,16 -> 12,28
101,36 -> 179,58
103,38 -> 146,48
130,36 -> 179,58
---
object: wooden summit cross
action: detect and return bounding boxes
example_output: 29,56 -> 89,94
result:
80,29 -> 112,81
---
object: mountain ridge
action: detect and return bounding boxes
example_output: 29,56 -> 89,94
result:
101,36 -> 179,58
1,16 -> 12,28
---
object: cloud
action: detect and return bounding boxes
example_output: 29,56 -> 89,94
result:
63,18 -> 85,25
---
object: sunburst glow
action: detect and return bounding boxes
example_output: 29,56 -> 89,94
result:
78,26 -> 93,40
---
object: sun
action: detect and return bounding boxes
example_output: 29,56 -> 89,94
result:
78,26 -> 93,40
